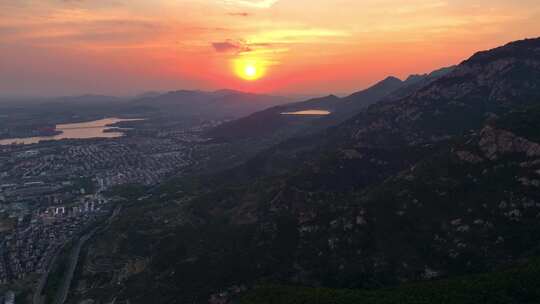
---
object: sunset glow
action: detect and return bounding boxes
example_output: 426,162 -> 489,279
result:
235,58 -> 266,81
1,0 -> 539,96
245,66 -> 257,78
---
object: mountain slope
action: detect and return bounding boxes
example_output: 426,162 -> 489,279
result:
67,37 -> 540,304
208,77 -> 408,140
242,257 -> 540,304
184,36 -> 540,291
207,94 -> 340,140
209,68 -> 455,142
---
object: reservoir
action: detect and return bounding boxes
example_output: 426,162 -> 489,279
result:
0,118 -> 143,146
281,110 -> 331,115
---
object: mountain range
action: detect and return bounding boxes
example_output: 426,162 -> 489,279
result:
208,67 -> 455,141
0,90 -> 291,140
66,37 -> 540,304
130,89 -> 291,119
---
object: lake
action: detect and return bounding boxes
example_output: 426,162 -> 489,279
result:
281,110 -> 331,115
0,118 -> 144,146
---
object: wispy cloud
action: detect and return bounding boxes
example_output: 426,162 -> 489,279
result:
221,0 -> 279,9
212,39 -> 252,53
228,12 -> 251,17
248,28 -> 351,44
0,12 -> 167,49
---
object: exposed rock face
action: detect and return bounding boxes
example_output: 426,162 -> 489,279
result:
340,149 -> 364,160
456,150 -> 484,164
119,258 -> 148,279
479,126 -> 540,160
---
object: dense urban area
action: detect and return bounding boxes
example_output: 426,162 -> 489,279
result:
0,118 -> 223,303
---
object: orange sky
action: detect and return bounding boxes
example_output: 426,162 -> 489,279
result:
1,0 -> 539,97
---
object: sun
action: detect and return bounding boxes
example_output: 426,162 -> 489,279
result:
245,65 -> 257,77
234,58 -> 266,81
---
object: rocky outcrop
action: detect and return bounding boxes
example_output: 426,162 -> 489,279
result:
456,150 -> 484,164
117,257 -> 149,283
479,126 -> 540,160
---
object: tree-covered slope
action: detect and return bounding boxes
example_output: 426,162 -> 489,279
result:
241,258 -> 540,304
67,37 -> 540,304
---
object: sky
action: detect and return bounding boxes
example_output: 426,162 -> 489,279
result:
1,0 -> 539,97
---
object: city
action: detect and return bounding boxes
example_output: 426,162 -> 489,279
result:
0,119 -> 222,303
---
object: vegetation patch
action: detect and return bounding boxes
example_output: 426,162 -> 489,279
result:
242,258 -> 540,304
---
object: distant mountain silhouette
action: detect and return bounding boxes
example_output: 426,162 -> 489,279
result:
134,91 -> 163,99
209,69 -> 453,140
131,89 -> 290,119
44,94 -> 123,105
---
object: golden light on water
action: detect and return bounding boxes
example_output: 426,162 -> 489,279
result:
281,110 -> 331,115
234,58 -> 266,81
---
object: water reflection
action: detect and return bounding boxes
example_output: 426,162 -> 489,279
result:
281,110 -> 331,116
0,118 -> 144,146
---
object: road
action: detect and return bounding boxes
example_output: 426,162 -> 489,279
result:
32,205 -> 122,304
53,205 -> 122,304
33,246 -> 63,304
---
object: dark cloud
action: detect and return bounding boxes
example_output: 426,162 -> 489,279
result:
212,40 -> 251,53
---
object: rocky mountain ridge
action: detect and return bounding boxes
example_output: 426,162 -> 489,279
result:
66,37 -> 540,304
